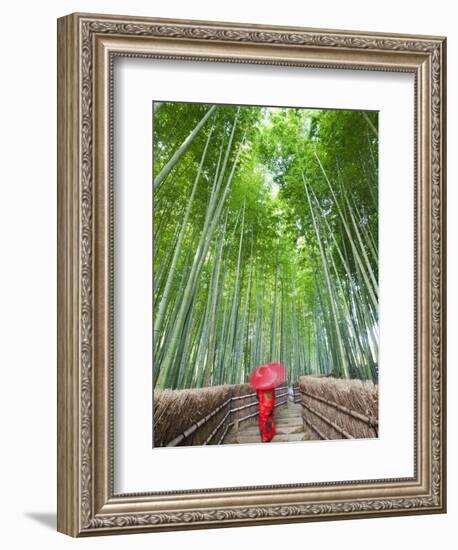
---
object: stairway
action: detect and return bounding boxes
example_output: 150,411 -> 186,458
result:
224,399 -> 312,444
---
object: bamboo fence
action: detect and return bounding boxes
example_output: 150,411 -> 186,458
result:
294,376 -> 378,440
153,383 -> 288,447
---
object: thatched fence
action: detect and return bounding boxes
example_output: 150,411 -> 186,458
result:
294,376 -> 378,440
153,383 -> 288,447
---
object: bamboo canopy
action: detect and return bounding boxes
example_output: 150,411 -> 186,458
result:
154,103 -> 379,390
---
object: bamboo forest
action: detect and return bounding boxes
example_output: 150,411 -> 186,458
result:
153,102 -> 378,390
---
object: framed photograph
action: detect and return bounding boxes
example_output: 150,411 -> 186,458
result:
57,13 -> 446,536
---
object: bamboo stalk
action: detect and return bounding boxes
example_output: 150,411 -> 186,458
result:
154,104 -> 217,191
156,112 -> 243,387
231,400 -> 258,414
362,111 -> 378,138
204,407 -> 232,445
218,423 -> 233,444
231,392 -> 257,401
303,173 -> 349,378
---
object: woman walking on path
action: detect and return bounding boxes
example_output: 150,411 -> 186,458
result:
248,362 -> 286,443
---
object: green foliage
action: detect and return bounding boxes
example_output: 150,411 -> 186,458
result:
153,101 -> 379,389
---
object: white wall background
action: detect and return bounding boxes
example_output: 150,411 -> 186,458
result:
0,1 -> 454,548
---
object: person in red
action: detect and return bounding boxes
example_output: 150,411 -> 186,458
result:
256,388 -> 276,442
248,362 -> 286,443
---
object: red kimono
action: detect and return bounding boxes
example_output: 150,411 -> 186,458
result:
257,389 -> 276,442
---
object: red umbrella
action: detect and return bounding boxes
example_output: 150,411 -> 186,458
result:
248,362 -> 286,391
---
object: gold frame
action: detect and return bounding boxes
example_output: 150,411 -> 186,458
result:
57,12 -> 447,537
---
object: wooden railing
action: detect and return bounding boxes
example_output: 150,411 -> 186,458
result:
166,384 -> 288,447
292,383 -> 378,439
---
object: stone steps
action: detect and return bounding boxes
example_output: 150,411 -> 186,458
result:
222,399 -> 312,444
275,412 -> 303,419
239,424 -> 304,435
275,419 -> 304,427
236,432 -> 311,444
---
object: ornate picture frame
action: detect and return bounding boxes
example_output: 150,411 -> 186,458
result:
57,12 -> 446,536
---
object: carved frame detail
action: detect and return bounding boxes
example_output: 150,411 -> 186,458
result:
57,13 -> 446,537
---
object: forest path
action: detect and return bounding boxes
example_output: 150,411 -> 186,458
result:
223,399 -> 313,444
